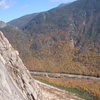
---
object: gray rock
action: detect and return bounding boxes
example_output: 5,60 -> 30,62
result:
0,31 -> 42,100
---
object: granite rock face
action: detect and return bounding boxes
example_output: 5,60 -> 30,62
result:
0,31 -> 42,100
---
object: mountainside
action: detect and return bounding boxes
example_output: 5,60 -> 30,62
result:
4,0 -> 100,76
9,0 -> 100,36
8,13 -> 39,28
8,0 -> 100,51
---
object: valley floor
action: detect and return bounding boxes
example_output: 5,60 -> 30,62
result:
32,73 -> 100,100
36,80 -> 83,100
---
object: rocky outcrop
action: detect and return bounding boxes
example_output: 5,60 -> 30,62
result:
0,31 -> 42,100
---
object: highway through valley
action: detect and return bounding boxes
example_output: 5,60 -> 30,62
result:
30,71 -> 100,80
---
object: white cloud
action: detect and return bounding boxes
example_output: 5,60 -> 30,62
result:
0,0 -> 12,9
50,0 -> 75,3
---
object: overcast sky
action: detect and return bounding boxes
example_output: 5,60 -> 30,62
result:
0,0 -> 76,22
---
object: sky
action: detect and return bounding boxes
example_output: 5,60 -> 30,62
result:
0,0 -> 76,22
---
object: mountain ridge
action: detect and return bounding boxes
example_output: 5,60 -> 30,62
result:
8,13 -> 39,28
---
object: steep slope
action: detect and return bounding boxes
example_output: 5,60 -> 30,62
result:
8,0 -> 100,53
22,0 -> 100,47
0,31 -> 42,100
9,0 -> 100,38
6,0 -> 100,76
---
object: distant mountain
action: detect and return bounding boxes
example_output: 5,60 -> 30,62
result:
9,0 -> 100,35
8,0 -> 100,47
8,13 -> 39,28
0,23 -> 30,59
58,3 -> 70,7
6,0 -> 100,76
0,21 -> 7,28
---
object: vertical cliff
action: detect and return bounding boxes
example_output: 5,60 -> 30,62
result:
0,31 -> 42,100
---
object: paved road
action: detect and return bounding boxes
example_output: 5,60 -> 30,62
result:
30,71 -> 100,80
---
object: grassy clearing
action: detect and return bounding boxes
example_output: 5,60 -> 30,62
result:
34,77 -> 100,100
